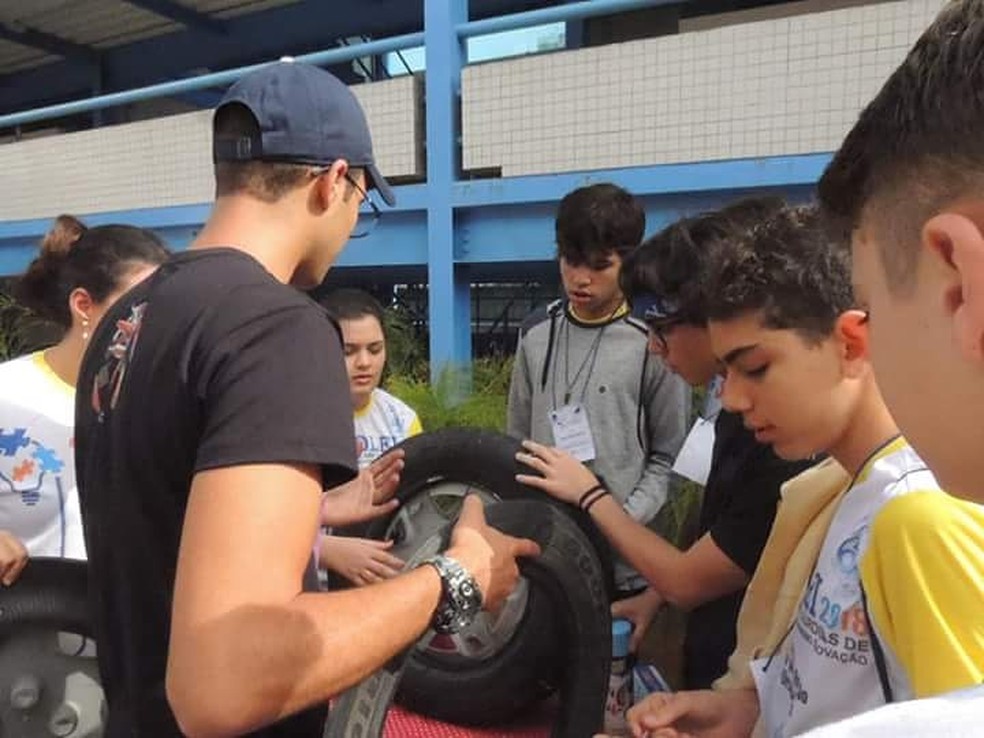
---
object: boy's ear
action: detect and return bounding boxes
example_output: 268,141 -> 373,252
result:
923,211 -> 984,364
837,309 -> 869,375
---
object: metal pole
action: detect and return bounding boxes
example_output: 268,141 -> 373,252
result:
424,0 -> 471,385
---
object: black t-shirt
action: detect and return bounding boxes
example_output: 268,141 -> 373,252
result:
682,410 -> 814,689
75,249 -> 357,737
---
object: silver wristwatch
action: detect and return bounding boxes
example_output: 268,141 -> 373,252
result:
419,554 -> 484,634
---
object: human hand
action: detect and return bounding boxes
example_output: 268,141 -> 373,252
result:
514,440 -> 601,506
0,531 -> 28,586
444,495 -> 541,614
369,449 -> 404,503
321,468 -> 400,526
627,689 -> 759,738
319,535 -> 405,586
612,587 -> 665,653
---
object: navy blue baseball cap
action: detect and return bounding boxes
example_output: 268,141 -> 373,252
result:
213,60 -> 395,206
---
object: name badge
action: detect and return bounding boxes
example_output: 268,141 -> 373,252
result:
548,404 -> 596,462
672,416 -> 716,486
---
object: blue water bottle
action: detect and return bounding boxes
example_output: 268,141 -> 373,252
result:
604,618 -> 634,735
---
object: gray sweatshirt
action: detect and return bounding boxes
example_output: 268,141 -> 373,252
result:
507,301 -> 690,591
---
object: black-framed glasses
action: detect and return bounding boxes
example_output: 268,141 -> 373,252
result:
343,172 -> 381,239
645,316 -> 683,353
310,166 -> 381,239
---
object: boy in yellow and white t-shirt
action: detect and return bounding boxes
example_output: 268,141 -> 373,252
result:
623,206 -> 983,737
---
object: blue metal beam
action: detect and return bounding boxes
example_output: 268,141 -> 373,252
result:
0,21 -> 99,65
424,0 -> 471,379
123,0 -> 227,35
451,154 -> 832,206
0,155 -> 830,274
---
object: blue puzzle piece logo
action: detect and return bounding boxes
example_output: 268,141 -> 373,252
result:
32,444 -> 63,475
0,428 -> 29,457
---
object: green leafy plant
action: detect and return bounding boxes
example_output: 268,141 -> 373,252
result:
0,291 -> 39,362
386,356 -> 513,432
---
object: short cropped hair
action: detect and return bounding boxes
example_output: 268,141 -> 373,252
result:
819,0 -> 984,293
213,103 -> 311,202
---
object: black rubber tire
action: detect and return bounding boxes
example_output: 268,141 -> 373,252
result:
334,428 -> 613,725
0,557 -> 90,636
340,428 -> 614,590
325,500 -> 612,738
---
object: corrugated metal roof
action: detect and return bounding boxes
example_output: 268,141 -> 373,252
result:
0,38 -> 52,74
0,0 -> 306,76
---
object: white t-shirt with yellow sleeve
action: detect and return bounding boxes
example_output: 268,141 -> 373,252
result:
861,489 -> 984,698
0,351 -> 85,559
353,388 -> 422,468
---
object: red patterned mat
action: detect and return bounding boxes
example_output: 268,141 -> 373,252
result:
382,703 -> 554,738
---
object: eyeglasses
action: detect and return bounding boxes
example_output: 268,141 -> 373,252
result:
343,173 -> 380,239
310,166 -> 381,239
645,316 -> 683,353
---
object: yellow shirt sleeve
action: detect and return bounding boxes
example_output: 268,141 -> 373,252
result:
407,412 -> 423,437
860,491 -> 984,698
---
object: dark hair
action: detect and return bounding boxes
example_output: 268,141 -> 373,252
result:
703,205 -> 854,342
213,103 -> 312,202
17,220 -> 170,328
621,196 -> 786,323
818,0 -> 984,292
318,288 -> 386,327
555,183 -> 645,264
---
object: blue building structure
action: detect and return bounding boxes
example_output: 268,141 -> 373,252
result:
1,0 -> 915,376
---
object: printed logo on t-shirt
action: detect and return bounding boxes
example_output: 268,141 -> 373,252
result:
92,302 -> 148,419
0,426 -> 68,505
356,434 -> 401,465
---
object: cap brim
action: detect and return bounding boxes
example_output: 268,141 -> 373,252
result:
366,163 -> 395,207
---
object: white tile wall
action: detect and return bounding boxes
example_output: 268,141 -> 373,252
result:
462,0 -> 945,176
0,75 -> 422,220
0,0 -> 948,218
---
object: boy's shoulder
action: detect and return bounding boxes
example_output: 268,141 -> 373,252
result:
518,299 -> 563,340
870,490 -> 984,548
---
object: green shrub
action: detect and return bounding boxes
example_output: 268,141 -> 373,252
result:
387,356 -> 513,432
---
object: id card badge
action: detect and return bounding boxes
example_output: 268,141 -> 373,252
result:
548,404 -> 597,462
672,416 -> 716,486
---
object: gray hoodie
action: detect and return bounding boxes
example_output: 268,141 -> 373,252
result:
507,301 -> 690,591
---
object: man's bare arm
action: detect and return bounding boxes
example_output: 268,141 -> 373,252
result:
167,463 -> 537,737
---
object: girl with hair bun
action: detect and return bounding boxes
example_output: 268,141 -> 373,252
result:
0,216 -> 169,584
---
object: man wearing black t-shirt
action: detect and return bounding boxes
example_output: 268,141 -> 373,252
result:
517,199 -> 814,689
75,62 -> 538,737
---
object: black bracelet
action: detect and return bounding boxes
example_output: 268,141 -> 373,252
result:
578,484 -> 606,509
583,490 -> 611,513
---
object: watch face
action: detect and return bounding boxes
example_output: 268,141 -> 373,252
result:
428,556 -> 483,635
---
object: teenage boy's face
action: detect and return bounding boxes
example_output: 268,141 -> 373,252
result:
647,321 -> 719,387
710,311 -> 860,461
559,252 -> 624,320
852,213 -> 984,500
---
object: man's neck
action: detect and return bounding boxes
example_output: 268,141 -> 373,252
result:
192,198 -> 305,285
